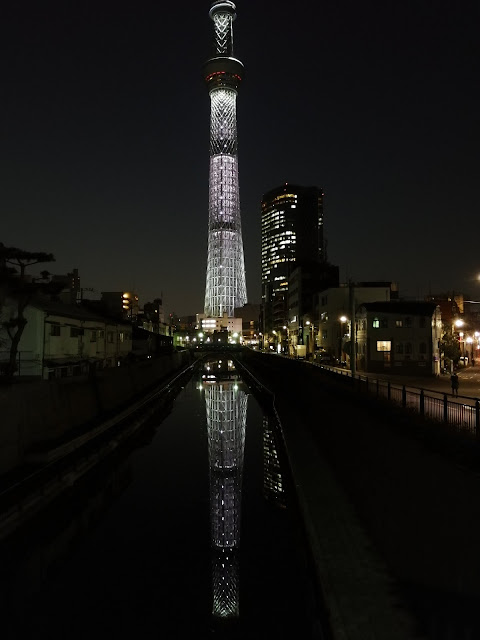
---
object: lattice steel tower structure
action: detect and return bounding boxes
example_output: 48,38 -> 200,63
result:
203,1 -> 247,318
205,379 -> 247,618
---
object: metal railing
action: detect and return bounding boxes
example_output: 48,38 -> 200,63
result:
313,363 -> 480,438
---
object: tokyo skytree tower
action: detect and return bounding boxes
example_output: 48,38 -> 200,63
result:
203,1 -> 247,317
205,380 -> 247,618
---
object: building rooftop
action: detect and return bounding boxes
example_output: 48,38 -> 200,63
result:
30,300 -> 130,326
360,301 -> 438,315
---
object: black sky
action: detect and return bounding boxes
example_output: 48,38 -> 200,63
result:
2,0 -> 479,315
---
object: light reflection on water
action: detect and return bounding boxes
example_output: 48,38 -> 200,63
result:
204,367 -> 246,619
0,357 -> 321,639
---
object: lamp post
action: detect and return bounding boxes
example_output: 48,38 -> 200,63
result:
466,336 -> 473,364
459,331 -> 465,364
339,315 -> 348,365
272,330 -> 281,354
349,282 -> 356,377
305,320 -> 315,358
453,319 -> 465,369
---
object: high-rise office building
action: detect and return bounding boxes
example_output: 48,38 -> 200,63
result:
203,1 -> 247,319
261,184 -> 326,334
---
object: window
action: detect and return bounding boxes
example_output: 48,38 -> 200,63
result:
377,341 -> 391,352
107,332 -> 114,343
372,317 -> 380,329
119,332 -> 125,343
90,330 -> 97,343
99,330 -> 105,339
395,343 -> 404,354
405,342 -> 412,354
405,317 -> 412,328
70,327 -> 84,338
395,320 -> 403,328
50,324 -> 61,337
419,342 -> 427,354
381,318 -> 388,328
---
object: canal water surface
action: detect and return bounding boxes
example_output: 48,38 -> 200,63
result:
0,359 -> 323,639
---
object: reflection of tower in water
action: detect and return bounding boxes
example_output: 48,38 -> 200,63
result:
205,376 -> 247,619
263,415 -> 286,508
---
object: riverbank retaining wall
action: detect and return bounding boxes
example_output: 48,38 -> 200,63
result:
240,349 -> 480,639
0,350 -> 190,476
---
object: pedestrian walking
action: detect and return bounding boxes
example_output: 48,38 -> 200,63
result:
450,372 -> 459,396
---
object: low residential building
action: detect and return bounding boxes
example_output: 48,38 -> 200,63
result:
316,282 -> 398,362
0,299 -> 132,379
356,301 -> 442,375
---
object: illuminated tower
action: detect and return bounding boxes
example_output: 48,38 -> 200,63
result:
204,1 -> 247,318
205,376 -> 247,618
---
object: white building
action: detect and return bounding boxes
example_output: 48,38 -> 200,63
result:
0,299 -> 132,379
197,313 -> 243,338
356,301 -> 442,376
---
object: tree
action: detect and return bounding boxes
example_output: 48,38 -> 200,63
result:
0,244 -> 55,380
441,326 -> 460,366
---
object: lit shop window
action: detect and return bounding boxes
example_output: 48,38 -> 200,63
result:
377,341 -> 391,352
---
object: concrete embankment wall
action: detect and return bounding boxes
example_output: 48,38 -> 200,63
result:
0,351 -> 190,475
240,350 -> 480,639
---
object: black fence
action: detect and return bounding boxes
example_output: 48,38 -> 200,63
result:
315,363 -> 480,437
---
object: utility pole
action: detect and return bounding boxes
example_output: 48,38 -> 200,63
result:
349,280 -> 356,378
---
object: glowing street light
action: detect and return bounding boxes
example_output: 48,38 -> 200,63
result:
339,315 -> 349,364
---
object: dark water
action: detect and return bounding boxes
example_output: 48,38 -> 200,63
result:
0,359 -> 323,639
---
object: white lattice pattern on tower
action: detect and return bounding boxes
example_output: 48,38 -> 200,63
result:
205,379 -> 247,619
212,12 -> 233,55
206,382 -> 246,545
204,1 -> 247,318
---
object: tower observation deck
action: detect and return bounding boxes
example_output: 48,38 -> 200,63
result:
203,0 -> 247,318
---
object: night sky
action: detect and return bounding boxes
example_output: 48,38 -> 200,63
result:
2,0 -> 479,316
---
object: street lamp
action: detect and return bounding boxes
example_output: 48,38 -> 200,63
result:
283,325 -> 288,355
339,315 -> 348,365
305,320 -> 315,358
272,330 -> 280,353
